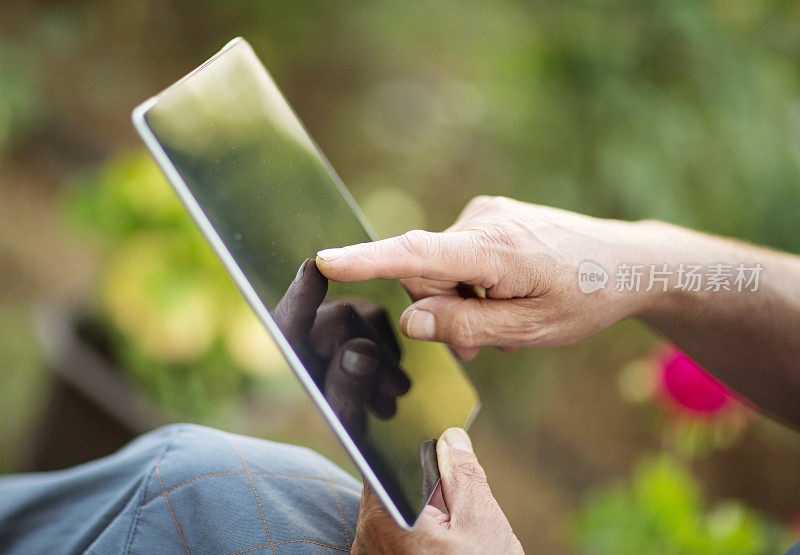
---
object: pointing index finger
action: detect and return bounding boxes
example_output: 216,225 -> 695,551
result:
316,229 -> 496,285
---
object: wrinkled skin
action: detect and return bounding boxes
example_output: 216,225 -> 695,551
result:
351,428 -> 523,554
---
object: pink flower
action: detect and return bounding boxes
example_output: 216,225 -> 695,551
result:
656,347 -> 736,418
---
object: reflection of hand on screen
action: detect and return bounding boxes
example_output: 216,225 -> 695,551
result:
272,258 -> 411,441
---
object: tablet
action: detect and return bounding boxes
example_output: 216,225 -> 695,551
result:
132,37 -> 480,530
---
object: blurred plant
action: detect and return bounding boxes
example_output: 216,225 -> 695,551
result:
332,1 -> 800,258
0,44 -> 40,158
64,150 -> 291,418
573,456 -> 791,554
589,346 -> 787,553
655,348 -> 736,418
619,344 -> 753,457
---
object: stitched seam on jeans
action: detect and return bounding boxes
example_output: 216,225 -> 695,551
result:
122,474 -> 149,555
140,472 -> 361,508
228,539 -> 349,554
308,450 -> 350,546
122,426 -> 181,555
225,433 -> 276,555
157,462 -> 190,554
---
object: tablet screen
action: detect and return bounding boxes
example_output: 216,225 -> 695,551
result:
134,38 -> 479,527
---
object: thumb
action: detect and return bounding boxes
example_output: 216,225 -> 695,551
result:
436,428 -> 498,524
399,295 -> 520,347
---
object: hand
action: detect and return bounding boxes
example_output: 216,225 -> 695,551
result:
272,259 -> 410,439
351,428 -> 523,554
316,196 -> 654,360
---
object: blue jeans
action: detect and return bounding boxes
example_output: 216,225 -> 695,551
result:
0,424 -> 361,554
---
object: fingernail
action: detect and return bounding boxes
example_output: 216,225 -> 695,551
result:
405,309 -> 435,340
438,442 -> 451,477
341,349 -> 375,377
316,248 -> 346,262
442,428 -> 473,453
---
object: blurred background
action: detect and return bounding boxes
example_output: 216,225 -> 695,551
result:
1,1 -> 800,552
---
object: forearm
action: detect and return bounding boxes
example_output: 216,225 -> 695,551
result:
632,221 -> 800,426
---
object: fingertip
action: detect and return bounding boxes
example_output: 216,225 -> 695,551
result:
400,301 -> 436,341
435,428 -> 474,486
440,427 -> 473,453
451,346 -> 480,361
403,295 -> 496,348
398,304 -> 421,334
399,307 -> 412,333
313,255 -> 337,279
316,248 -> 346,263
315,246 -> 370,282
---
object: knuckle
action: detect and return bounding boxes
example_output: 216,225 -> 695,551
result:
364,240 -> 384,259
471,223 -> 519,250
450,457 -> 488,484
396,229 -> 430,256
461,195 -> 500,220
449,309 -> 478,346
468,195 -> 503,210
461,196 -> 518,226
465,195 -> 492,210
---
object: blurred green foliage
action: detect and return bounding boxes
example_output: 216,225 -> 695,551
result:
573,456 -> 791,554
235,1 -> 800,255
0,306 -> 47,473
0,46 -> 39,158
65,152 -> 293,418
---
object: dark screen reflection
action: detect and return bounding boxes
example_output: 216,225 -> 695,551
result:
272,258 -> 441,511
138,38 -> 478,525
272,258 -> 411,443
273,258 -> 430,510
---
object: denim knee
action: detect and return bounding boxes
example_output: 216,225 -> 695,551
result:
2,424 -> 361,554
107,424 -> 362,554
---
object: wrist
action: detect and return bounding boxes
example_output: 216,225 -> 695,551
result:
624,219 -> 742,321
608,219 -> 684,318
